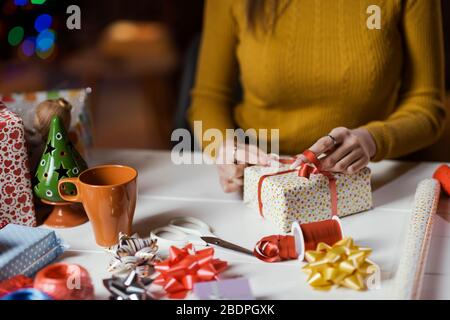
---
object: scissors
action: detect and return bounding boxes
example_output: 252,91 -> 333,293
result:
150,217 -> 253,256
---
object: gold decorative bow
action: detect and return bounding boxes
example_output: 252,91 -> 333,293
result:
302,238 -> 377,291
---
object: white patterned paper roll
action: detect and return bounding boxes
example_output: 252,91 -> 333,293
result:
394,179 -> 440,300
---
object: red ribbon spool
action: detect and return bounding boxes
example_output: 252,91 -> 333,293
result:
254,217 -> 344,263
33,263 -> 94,300
0,275 -> 33,298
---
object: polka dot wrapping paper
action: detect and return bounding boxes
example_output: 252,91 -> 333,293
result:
243,165 -> 373,232
0,224 -> 66,282
0,103 -> 36,228
394,179 -> 440,300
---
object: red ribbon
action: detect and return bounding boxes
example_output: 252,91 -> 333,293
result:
153,244 -> 228,299
34,264 -> 94,300
253,235 -> 298,263
0,275 -> 33,298
258,150 -> 338,218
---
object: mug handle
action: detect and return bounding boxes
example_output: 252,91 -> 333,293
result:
58,178 -> 82,203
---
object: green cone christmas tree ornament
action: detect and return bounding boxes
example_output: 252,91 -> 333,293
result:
33,115 -> 87,202
33,115 -> 89,228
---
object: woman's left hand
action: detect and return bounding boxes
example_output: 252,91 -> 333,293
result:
291,127 -> 377,174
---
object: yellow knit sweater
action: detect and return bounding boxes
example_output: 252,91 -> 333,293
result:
188,0 -> 446,161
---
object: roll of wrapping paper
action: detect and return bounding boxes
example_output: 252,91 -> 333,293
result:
254,217 -> 344,262
394,179 -> 440,300
34,263 -> 94,300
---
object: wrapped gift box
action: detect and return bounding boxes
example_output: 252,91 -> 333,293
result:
0,88 -> 93,168
244,165 -> 373,232
0,224 -> 65,281
0,103 -> 36,228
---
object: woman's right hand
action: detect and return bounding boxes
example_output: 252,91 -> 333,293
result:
216,142 -> 272,193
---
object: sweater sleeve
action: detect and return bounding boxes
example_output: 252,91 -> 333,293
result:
363,0 -> 446,161
187,0 -> 239,150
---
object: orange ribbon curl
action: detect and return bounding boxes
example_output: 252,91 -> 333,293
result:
253,235 -> 298,263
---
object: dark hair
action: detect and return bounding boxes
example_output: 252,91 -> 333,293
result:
246,0 -> 290,33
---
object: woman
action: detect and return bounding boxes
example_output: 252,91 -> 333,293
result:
188,0 -> 446,193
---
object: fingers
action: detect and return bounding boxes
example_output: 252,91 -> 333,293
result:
308,127 -> 353,157
318,127 -> 371,174
347,157 -> 368,174
289,154 -> 306,169
293,128 -> 352,170
321,138 -> 360,170
236,144 -> 270,166
216,141 -> 271,193
219,176 -> 243,193
327,149 -> 364,172
218,163 -> 244,178
217,164 -> 245,193
328,127 -> 352,145
308,136 -> 336,157
217,141 -> 270,166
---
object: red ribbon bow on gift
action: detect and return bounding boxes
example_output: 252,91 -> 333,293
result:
257,150 -> 338,217
153,244 -> 228,299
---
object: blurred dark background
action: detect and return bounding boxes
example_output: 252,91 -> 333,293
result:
0,0 -> 449,158
0,0 -> 204,149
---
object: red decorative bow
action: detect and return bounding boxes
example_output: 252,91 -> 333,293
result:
258,150 -> 338,217
153,244 -> 228,299
253,235 -> 298,263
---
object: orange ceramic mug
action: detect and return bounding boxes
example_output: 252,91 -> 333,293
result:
58,165 -> 138,247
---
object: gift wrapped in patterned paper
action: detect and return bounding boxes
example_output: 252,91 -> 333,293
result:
0,224 -> 66,281
0,88 -> 93,168
0,103 -> 36,229
244,163 -> 373,232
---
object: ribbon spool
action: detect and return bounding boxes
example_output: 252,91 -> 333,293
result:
34,263 -> 94,300
292,216 -> 344,261
0,288 -> 53,300
254,217 -> 344,263
0,275 -> 33,298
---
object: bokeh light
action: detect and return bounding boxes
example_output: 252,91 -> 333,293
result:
37,44 -> 56,60
8,26 -> 25,46
14,0 -> 28,6
21,37 -> 36,57
8,0 -> 55,59
36,29 -> 55,52
34,14 -> 52,32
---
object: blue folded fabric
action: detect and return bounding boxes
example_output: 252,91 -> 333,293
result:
0,224 -> 66,281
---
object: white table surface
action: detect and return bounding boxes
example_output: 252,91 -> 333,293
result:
52,149 -> 450,300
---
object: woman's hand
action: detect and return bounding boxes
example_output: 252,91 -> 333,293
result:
216,142 -> 271,193
292,127 -> 376,174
